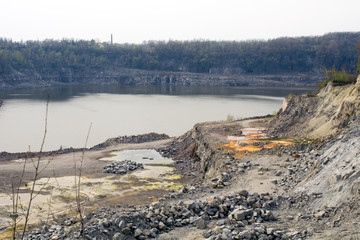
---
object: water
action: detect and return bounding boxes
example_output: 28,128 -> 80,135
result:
0,85 -> 311,152
100,149 -> 174,165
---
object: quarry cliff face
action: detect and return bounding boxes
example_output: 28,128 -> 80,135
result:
0,67 -> 322,90
268,75 -> 360,138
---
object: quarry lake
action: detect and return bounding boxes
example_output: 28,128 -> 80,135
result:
0,85 -> 311,152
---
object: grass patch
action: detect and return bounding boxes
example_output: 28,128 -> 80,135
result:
226,114 -> 234,121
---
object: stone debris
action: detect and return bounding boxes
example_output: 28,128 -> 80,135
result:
26,191 -> 283,240
103,160 -> 144,174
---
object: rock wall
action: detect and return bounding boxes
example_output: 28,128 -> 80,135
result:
162,122 -> 221,180
0,67 -> 322,90
163,120 -> 253,181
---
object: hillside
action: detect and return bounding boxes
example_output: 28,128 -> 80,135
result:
0,32 -> 359,89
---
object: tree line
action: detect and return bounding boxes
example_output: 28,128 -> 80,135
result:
0,32 -> 359,78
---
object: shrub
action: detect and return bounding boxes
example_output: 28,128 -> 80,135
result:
285,93 -> 292,99
226,114 -> 234,121
306,91 -> 318,98
318,67 -> 358,90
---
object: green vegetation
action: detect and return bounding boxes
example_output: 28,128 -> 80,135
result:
356,39 -> 360,72
318,67 -> 358,90
0,32 -> 359,81
285,93 -> 293,99
305,91 -> 318,98
317,38 -> 360,90
226,114 -> 234,121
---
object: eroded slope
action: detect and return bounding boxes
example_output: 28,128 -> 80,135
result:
268,75 -> 360,138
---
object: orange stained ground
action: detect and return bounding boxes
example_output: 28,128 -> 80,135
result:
221,128 -> 294,158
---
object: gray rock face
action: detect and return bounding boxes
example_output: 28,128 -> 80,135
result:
294,117 -> 360,210
0,67 -> 321,91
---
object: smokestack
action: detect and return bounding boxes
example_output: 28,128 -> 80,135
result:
111,34 -> 113,45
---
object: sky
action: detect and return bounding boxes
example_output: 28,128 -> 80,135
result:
1,0 -> 359,44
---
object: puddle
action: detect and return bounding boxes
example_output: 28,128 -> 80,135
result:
0,149 -> 182,235
100,149 -> 178,179
222,128 -> 294,158
100,149 -> 174,165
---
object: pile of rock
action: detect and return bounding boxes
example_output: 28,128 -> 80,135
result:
103,160 -> 144,174
211,172 -> 232,188
26,224 -> 69,240
26,190 -> 286,239
91,133 -> 170,150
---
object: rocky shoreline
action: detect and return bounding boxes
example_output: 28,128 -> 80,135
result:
0,132 -> 170,162
0,68 -> 321,91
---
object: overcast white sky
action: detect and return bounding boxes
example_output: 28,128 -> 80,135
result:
1,0 -> 359,43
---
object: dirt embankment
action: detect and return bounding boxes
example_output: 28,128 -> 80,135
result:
268,75 -> 360,138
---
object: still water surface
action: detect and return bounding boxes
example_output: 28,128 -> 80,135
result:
0,85 -> 311,152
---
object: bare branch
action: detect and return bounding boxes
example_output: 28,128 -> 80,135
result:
21,95 -> 50,239
76,122 -> 92,239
